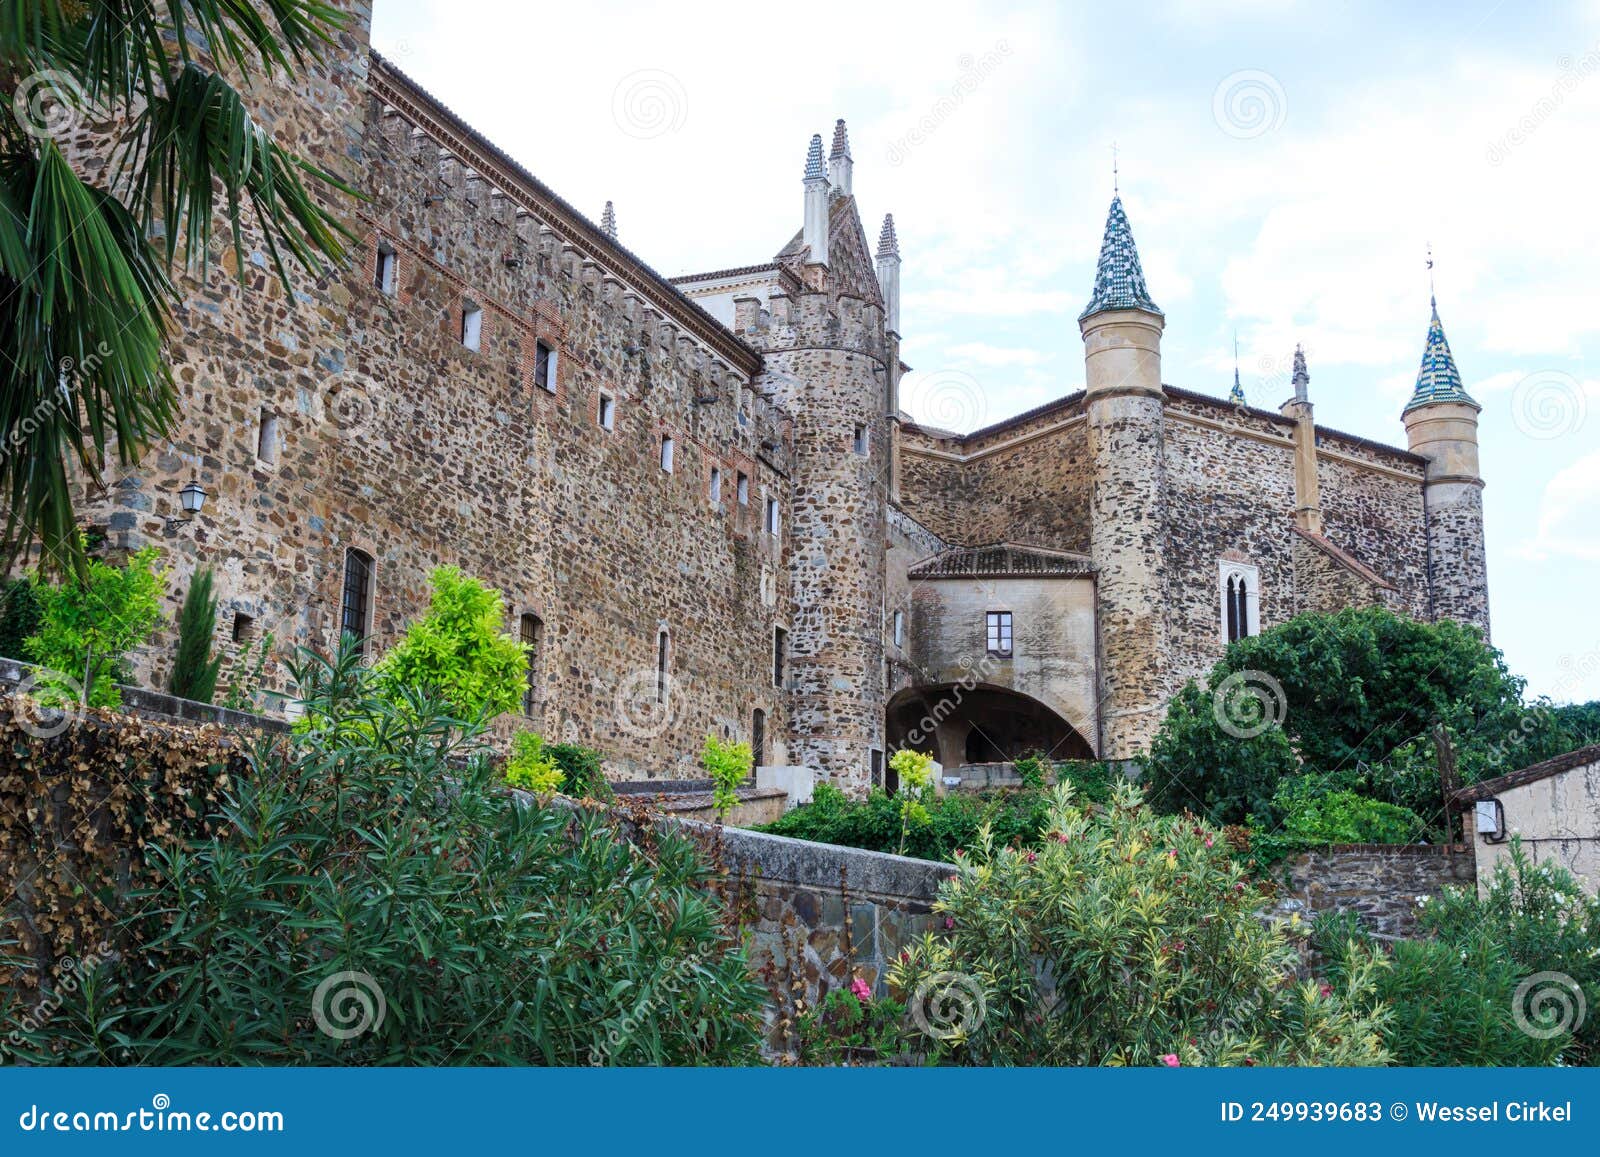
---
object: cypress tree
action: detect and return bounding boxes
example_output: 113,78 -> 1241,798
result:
170,568 -> 223,703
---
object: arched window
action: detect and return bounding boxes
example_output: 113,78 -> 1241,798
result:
340,549 -> 374,653
1219,561 -> 1260,644
520,613 -> 543,716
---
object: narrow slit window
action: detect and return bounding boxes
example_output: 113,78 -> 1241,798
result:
598,393 -> 615,430
893,609 -> 905,647
374,241 -> 397,295
256,409 -> 279,465
340,549 -> 374,653
656,629 -> 670,702
736,472 -> 750,505
461,305 -> 483,351
709,466 -> 722,504
853,424 -> 869,455
765,497 -> 780,536
520,613 -> 543,716
534,340 -> 556,393
772,627 -> 787,688
660,435 -> 675,473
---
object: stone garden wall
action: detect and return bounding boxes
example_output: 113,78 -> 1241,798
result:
1272,843 -> 1476,940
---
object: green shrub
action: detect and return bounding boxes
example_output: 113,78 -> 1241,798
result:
0,577 -> 41,661
1013,751 -> 1047,789
221,629 -> 275,713
756,783 -> 1055,865
169,567 -> 223,703
6,641 -> 765,1066
701,734 -> 752,820
375,566 -> 527,723
1246,777 -> 1425,865
548,742 -> 612,800
793,982 -> 910,1066
504,730 -> 562,794
25,543 -> 165,707
1144,607 -> 1531,828
888,782 -> 1390,1066
889,748 -> 935,853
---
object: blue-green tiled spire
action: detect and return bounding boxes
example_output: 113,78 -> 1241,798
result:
1079,195 -> 1162,322
1229,366 -> 1246,406
1404,297 -> 1477,413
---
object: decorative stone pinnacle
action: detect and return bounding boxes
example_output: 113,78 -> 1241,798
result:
1292,343 -> 1309,400
1079,195 -> 1162,322
804,134 -> 826,182
877,213 -> 899,260
830,118 -> 851,160
601,200 -> 616,239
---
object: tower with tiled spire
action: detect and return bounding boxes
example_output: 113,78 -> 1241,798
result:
1079,193 -> 1170,760
828,118 -> 853,195
1402,294 -> 1490,636
1229,336 -> 1246,406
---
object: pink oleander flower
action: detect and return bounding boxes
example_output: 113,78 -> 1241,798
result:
944,916 -> 955,930
1025,850 -> 1038,863
1204,837 -> 1214,848
1160,1054 -> 1181,1067
1319,984 -> 1333,998
851,977 -> 872,1002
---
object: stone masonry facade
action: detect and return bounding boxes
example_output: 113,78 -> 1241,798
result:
40,0 -> 1489,792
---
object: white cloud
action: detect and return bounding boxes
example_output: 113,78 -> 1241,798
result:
1518,449 -> 1600,562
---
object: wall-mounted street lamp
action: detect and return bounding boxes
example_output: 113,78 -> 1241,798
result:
164,478 -> 208,531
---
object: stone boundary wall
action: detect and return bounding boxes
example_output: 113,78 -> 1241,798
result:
1273,843 -> 1476,940
0,658 -> 289,734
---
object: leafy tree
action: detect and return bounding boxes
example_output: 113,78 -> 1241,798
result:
1145,607 -> 1530,827
503,729 -> 561,794
168,567 -> 222,703
0,576 -> 41,659
889,782 -> 1391,1066
374,566 -> 527,723
7,641 -> 766,1065
0,1 -> 354,576
24,542 -> 164,706
701,734 -> 752,821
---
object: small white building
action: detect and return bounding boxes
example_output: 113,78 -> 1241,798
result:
1453,744 -> 1600,895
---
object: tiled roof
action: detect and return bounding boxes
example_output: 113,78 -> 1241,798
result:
1452,744 -> 1600,803
804,134 -> 826,181
830,119 -> 851,159
909,542 -> 1096,579
877,213 -> 899,260
1405,299 -> 1477,412
1079,195 -> 1162,322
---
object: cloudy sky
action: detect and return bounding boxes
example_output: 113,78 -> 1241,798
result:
372,0 -> 1600,703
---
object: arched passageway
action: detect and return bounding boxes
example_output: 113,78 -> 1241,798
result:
885,683 -> 1095,777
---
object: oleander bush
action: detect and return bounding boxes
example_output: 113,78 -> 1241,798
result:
887,782 -> 1391,1066
5,641 -> 765,1066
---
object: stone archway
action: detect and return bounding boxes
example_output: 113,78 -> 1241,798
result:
885,682 -> 1095,773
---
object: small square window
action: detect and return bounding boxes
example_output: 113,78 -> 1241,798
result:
461,305 -> 482,351
232,612 -> 256,644
598,393 -> 615,430
853,424 -> 869,455
534,340 -> 556,393
374,242 -> 397,295
709,466 -> 722,504
660,435 -> 675,473
986,611 -> 1013,657
736,472 -> 749,505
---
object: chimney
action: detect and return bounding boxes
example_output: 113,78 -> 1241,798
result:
803,134 -> 829,267
828,118 -> 853,195
876,213 -> 901,335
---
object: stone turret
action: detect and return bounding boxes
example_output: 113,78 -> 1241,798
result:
1402,297 -> 1490,636
1078,194 -> 1169,760
1280,344 -> 1323,534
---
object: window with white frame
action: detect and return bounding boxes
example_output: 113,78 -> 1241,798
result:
892,609 -> 905,647
1219,560 -> 1261,644
597,393 -> 615,430
534,340 -> 556,393
709,466 -> 722,504
764,496 -> 780,536
660,435 -> 675,473
985,610 -> 1013,657
460,304 -> 482,351
736,472 -> 749,505
374,241 -> 397,295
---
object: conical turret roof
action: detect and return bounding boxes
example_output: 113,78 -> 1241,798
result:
1405,299 -> 1477,412
1079,195 -> 1162,322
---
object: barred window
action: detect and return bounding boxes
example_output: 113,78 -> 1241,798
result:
340,549 -> 374,652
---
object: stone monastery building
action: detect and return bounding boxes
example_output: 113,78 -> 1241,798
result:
88,3 -> 1490,793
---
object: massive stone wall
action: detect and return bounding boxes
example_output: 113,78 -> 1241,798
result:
1271,844 -> 1476,940
68,20 -> 796,780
